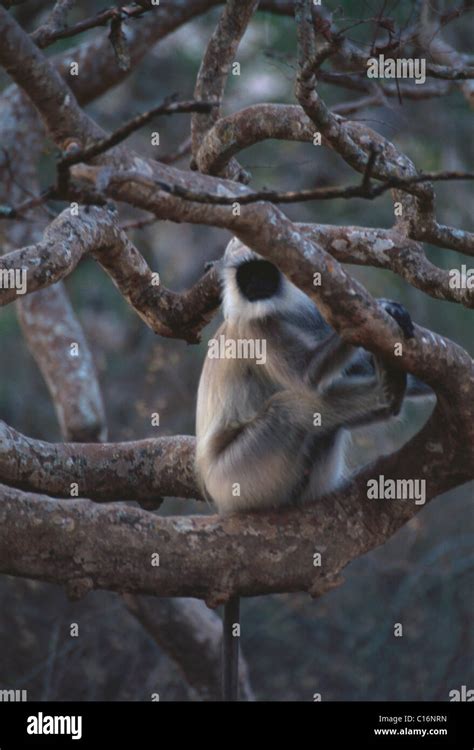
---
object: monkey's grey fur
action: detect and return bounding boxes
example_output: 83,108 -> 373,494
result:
196,238 -> 426,514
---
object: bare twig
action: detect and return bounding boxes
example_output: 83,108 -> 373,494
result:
31,0 -> 76,48
30,1 -> 153,49
150,170 -> 474,206
58,98 -> 218,169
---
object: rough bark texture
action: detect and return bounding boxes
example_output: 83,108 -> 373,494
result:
0,420 -> 198,503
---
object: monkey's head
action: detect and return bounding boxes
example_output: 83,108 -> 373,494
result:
222,238 -> 310,322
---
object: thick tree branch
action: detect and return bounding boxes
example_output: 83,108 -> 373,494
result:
0,401 -> 471,606
0,65 -> 107,442
17,287 -> 107,442
0,419 -> 198,504
298,225 -> 474,307
0,7 -> 101,150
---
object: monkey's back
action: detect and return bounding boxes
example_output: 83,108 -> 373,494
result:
195,316 -> 348,512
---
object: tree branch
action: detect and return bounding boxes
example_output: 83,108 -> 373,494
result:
0,64 -> 107,442
0,206 -> 220,343
0,401 -> 471,606
191,0 -> 259,181
0,419 -> 198,504
0,6 -> 101,150
17,287 -> 107,442
31,0 -> 76,48
298,225 -> 474,307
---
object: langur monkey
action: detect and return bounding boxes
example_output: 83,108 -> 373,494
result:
195,237 -> 427,700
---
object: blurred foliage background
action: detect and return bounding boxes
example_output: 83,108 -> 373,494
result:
0,0 -> 472,701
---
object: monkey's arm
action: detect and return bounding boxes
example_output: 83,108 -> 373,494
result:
305,331 -> 357,388
306,298 -> 417,404
305,298 -> 414,390
319,368 -> 406,432
315,324 -> 409,431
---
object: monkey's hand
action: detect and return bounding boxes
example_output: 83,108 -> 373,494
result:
378,298 -> 415,339
373,299 -> 415,415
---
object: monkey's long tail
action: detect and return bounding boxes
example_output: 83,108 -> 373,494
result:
222,596 -> 240,701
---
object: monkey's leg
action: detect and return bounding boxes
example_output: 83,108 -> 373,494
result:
222,597 -> 240,702
203,388 -> 338,513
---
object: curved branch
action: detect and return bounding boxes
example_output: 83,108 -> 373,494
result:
195,100 -> 381,176
0,206 -> 220,343
191,0 -> 259,181
196,104 -> 314,175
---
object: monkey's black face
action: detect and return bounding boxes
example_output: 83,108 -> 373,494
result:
236,259 -> 281,302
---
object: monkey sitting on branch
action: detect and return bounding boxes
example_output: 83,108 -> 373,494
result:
195,237 -> 431,701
